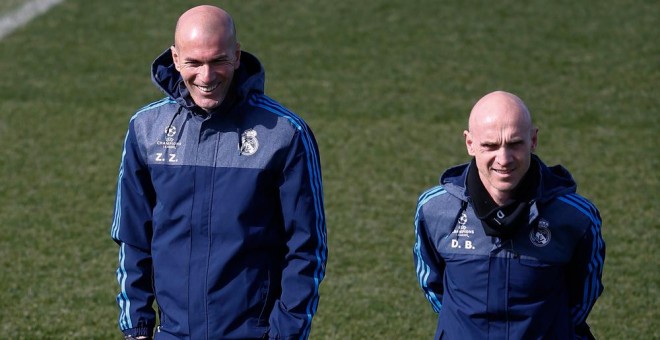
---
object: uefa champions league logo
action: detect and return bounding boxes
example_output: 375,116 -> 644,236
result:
166,125 -> 177,137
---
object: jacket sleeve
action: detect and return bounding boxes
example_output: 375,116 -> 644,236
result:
566,199 -> 606,339
413,198 -> 445,313
110,120 -> 157,338
268,127 -> 327,340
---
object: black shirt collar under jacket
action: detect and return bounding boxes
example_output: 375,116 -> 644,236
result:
467,158 -> 539,238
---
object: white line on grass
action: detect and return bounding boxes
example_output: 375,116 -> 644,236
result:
0,0 -> 64,41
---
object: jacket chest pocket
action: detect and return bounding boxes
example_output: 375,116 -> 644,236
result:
509,256 -> 565,299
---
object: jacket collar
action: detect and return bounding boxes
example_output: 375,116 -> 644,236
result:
440,154 -> 577,204
150,49 -> 266,114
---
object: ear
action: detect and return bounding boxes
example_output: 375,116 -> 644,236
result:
464,130 -> 476,156
170,45 -> 181,71
530,127 -> 539,152
233,43 -> 241,70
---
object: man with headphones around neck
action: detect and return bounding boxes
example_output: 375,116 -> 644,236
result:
413,91 -> 605,339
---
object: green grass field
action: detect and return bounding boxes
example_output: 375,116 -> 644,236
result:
0,0 -> 657,338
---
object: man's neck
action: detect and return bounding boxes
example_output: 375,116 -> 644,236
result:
487,191 -> 512,207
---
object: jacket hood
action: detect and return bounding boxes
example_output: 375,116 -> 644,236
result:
150,49 -> 265,111
440,154 -> 576,203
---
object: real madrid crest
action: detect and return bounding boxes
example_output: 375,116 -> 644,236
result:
240,129 -> 259,156
529,219 -> 551,247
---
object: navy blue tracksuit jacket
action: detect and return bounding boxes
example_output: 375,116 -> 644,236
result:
414,156 -> 605,339
111,49 -> 326,339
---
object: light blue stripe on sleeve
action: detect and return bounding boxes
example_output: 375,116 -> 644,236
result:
111,99 -> 173,330
414,186 -> 446,312
116,243 -> 132,330
248,94 -> 326,340
558,194 -> 604,324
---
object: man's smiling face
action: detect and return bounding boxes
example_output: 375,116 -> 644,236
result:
171,18 -> 240,112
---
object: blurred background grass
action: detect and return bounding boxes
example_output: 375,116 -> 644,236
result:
0,0 -> 657,338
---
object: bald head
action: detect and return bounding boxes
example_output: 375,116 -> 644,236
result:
174,5 -> 237,50
468,91 -> 533,133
